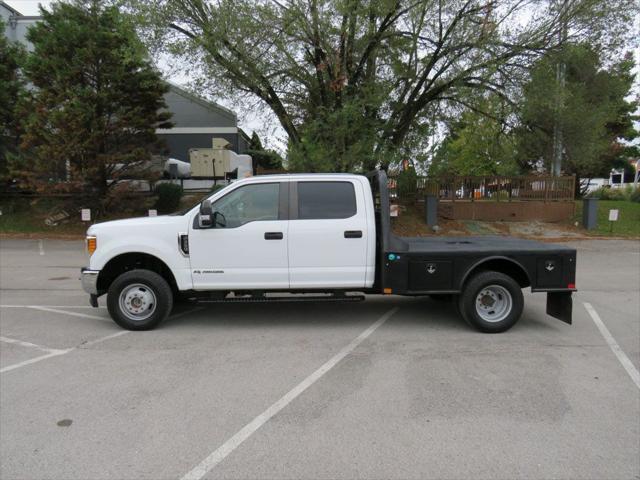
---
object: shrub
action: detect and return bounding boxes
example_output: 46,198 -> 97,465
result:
102,182 -> 152,217
587,187 -> 624,200
155,183 -> 183,214
210,184 -> 226,194
587,185 -> 640,202
397,167 -> 418,202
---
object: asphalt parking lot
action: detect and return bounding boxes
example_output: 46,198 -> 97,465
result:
1,238 -> 639,480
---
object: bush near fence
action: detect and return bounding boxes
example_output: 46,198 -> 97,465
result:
587,185 -> 640,203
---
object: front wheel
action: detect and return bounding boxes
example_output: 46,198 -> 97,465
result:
107,269 -> 173,330
458,271 -> 524,333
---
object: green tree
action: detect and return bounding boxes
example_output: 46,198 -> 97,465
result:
429,96 -> 519,176
247,132 -> 284,171
0,17 -> 26,184
249,132 -> 263,151
517,44 -> 637,196
130,0 -> 636,172
15,0 -> 172,209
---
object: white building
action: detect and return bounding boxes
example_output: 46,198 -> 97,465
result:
1,1 -> 251,164
1,1 -> 39,49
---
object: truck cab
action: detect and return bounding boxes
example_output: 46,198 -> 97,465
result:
81,171 -> 576,333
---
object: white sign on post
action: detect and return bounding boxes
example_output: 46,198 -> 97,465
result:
608,209 -> 619,221
81,209 -> 91,222
390,204 -> 399,217
148,209 -> 158,217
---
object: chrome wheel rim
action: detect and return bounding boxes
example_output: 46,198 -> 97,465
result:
475,285 -> 512,323
119,283 -> 157,321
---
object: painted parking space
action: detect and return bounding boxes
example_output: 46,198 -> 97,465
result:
0,239 -> 638,480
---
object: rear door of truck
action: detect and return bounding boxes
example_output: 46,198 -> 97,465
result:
288,179 -> 369,288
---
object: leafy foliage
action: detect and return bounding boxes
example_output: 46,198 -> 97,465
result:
0,18 -> 26,184
429,96 -> 520,176
154,182 -> 183,213
396,166 -> 418,202
587,186 -> 640,203
247,132 -> 284,171
128,0 -> 636,172
517,44 -> 637,195
13,0 -> 172,211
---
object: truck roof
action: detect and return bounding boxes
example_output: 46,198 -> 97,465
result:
245,173 -> 365,182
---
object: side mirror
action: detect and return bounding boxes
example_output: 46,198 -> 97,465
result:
199,199 -> 213,227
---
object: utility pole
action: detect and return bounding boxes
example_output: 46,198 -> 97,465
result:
551,0 -> 567,176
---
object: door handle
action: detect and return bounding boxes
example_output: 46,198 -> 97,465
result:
344,230 -> 363,238
264,232 -> 283,240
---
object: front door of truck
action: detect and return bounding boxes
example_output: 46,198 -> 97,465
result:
189,181 -> 289,290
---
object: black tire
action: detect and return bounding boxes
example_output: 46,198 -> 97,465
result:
107,269 -> 173,330
458,271 -> 524,333
452,294 -> 463,318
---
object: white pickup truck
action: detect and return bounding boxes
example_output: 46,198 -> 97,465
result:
81,171 -> 576,332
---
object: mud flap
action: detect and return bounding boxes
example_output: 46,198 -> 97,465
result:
546,292 -> 573,324
89,294 -> 99,308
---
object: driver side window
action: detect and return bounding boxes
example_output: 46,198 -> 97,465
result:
212,183 -> 280,228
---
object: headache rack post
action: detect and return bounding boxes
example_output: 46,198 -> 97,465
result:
365,170 -> 406,292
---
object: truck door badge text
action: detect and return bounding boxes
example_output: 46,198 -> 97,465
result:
193,270 -> 224,274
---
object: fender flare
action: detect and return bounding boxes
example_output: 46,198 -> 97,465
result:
458,255 -> 531,290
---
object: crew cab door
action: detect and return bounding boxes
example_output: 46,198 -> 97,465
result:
189,181 -> 289,290
288,180 -> 369,288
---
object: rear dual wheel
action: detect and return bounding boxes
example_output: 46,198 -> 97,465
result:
457,271 -> 524,333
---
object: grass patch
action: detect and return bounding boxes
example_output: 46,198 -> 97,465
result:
0,196 -> 153,237
1,193 -> 201,237
0,198 -> 87,236
573,200 -> 640,237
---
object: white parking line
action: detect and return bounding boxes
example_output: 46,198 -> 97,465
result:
584,302 -> 640,389
180,306 -> 399,480
0,306 -> 204,374
38,239 -> 44,256
1,350 -> 70,374
27,306 -> 109,321
0,336 -> 55,353
79,330 -> 130,347
0,335 -> 70,374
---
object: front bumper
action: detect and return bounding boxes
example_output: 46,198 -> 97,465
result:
80,267 -> 99,295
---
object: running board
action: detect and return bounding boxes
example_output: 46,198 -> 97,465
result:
197,294 -> 365,304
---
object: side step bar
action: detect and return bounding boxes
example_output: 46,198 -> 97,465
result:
196,293 -> 365,304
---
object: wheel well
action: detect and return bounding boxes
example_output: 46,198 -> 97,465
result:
462,258 -> 530,289
97,253 -> 178,294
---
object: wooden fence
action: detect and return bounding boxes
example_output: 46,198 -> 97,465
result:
388,175 -> 575,203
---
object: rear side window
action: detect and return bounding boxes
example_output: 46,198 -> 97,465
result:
297,181 -> 357,219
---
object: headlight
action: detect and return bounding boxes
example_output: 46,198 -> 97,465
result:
86,236 -> 97,255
